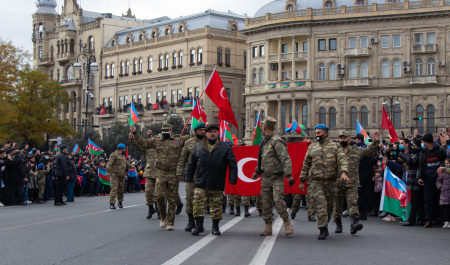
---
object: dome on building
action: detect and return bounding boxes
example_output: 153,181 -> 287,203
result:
34,0 -> 58,15
255,0 -> 391,17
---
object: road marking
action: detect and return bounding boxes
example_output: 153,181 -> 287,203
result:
162,207 -> 256,265
104,204 -> 142,212
249,217 -> 283,265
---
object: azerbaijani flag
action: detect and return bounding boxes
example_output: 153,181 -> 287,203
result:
356,120 -> 371,145
128,168 -> 137,178
182,100 -> 193,107
129,103 -> 139,126
252,111 -> 262,145
219,120 -> 233,145
126,105 -> 131,113
54,145 -> 59,152
73,144 -> 82,154
285,120 -> 307,137
380,167 -> 408,221
191,99 -> 208,129
88,139 -> 104,156
98,168 -> 110,186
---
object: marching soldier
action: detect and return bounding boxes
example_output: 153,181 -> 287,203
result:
107,144 -> 133,209
291,191 -> 316,221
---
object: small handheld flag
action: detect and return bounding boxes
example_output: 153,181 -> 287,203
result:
285,120 -> 307,137
54,145 -> 59,152
129,103 -> 139,126
88,139 -> 104,156
98,168 -> 110,186
251,111 -> 262,146
73,144 -> 82,154
356,120 -> 371,145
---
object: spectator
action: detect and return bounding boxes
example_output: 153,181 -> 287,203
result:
66,156 -> 77,202
54,145 -> 69,206
7,149 -> 27,205
436,157 -> 450,228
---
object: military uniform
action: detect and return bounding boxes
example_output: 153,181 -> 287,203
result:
134,140 -> 157,206
291,186 -> 316,218
36,168 -> 50,201
107,150 -> 132,205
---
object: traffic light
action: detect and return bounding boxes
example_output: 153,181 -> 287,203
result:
413,117 -> 423,121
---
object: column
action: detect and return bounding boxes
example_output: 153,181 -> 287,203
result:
265,39 -> 270,82
291,36 -> 296,80
277,38 -> 282,81
277,100 -> 282,133
291,99 -> 296,122
306,35 -> 312,81
246,43 -> 252,85
68,100 -> 73,125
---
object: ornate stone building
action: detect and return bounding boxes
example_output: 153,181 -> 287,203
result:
243,0 -> 450,139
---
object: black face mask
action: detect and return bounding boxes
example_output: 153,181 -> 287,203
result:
196,134 -> 205,140
162,132 -> 171,140
316,134 -> 326,142
208,139 -> 216,145
340,141 -> 349,147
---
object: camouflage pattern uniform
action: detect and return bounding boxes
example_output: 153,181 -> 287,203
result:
291,184 -> 316,217
134,137 -> 157,205
37,168 -> 50,200
193,189 -> 223,219
107,150 -> 132,205
130,128 -> 189,226
300,138 -> 348,229
251,195 -> 263,211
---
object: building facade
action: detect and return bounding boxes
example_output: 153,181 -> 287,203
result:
243,0 -> 450,140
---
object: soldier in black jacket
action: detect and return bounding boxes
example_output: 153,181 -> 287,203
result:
54,145 -> 69,206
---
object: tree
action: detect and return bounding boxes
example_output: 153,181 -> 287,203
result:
0,39 -> 30,97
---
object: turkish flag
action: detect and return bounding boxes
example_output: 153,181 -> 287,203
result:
152,104 -> 159,110
225,142 -> 309,196
382,107 -> 399,143
192,99 -> 208,123
204,69 -> 238,128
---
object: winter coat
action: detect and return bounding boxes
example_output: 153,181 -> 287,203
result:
186,139 -> 238,191
399,151 -> 420,191
54,152 -> 69,177
7,154 -> 26,184
417,142 -> 447,180
68,161 -> 77,181
436,170 -> 450,205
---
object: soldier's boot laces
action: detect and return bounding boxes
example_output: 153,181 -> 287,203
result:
229,206 -> 235,215
110,204 -> 116,210
191,217 -> 204,236
212,219 -> 221,236
260,222 -> 273,236
283,219 -> 294,236
160,218 -> 167,229
318,228 -> 327,240
334,217 -> 343,233
350,217 -> 363,234
118,202 -> 123,209
147,205 -> 155,219
235,206 -> 241,217
176,203 -> 183,215
185,214 -> 195,232
244,205 -> 251,217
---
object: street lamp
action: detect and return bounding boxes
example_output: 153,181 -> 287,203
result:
382,96 -> 400,120
73,53 -> 98,149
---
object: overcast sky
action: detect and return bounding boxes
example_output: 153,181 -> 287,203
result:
0,0 -> 270,54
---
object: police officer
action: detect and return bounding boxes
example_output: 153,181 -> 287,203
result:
107,144 -> 133,209
299,124 -> 349,240
176,122 -> 207,232
252,117 -> 294,237
129,123 -> 189,231
333,131 -> 379,234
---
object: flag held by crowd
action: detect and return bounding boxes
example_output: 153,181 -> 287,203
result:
219,120 -> 233,145
191,99 -> 208,129
54,145 -> 59,152
128,103 -> 139,126
251,111 -> 262,146
88,139 -> 104,156
380,167 -> 408,221
382,107 -> 399,143
73,144 -> 81,154
98,168 -> 110,186
356,120 -> 371,145
285,120 -> 307,137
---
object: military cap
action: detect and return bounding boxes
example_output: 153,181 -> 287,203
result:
193,122 -> 206,130
161,123 -> 173,130
263,116 -> 277,127
339,131 -> 351,137
117,143 -> 126,149
352,133 -> 364,141
314,124 -> 329,130
205,124 -> 220,132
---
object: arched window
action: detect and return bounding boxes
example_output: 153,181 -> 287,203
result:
111,63 -> 115,76
415,58 -> 423,76
281,106 -> 286,133
179,26 -> 184,33
394,106 -> 401,127
381,60 -> 390,78
427,58 -> 436,76
393,59 -> 401,77
302,104 -> 308,128
38,23 -> 44,38
360,61 -> 368,78
329,107 -> 337,128
325,1 -> 333,8
152,31 -> 156,38
259,68 -> 265,84
126,37 -> 131,43
361,106 -> 368,127
139,34 -> 144,41
70,39 -> 74,53
112,40 -> 116,46
57,41 -> 60,54
350,107 -> 358,128
231,25 -> 237,31
319,108 -> 327,124
252,69 -> 258,85
318,63 -> 326,80
349,62 -> 357,78
329,63 -> 337,80
427,105 -> 435,133
356,0 -> 365,5
416,105 -> 424,132
287,4 -> 294,11
88,36 -> 94,53
165,29 -> 170,36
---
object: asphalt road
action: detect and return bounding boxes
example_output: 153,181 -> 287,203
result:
1,182 -> 448,265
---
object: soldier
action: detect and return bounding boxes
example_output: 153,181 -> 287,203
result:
129,123 -> 189,231
333,131 -> 380,234
252,117 -> 294,237
36,163 -> 50,203
299,124 -> 349,240
227,194 -> 237,215
176,122 -> 207,232
291,191 -> 316,221
185,124 -> 238,236
107,144 -> 133,209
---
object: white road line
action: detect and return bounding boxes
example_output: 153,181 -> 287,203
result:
248,217 -> 283,265
104,204 -> 143,212
162,207 -> 256,265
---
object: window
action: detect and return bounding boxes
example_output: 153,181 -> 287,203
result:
349,62 -> 357,78
50,70 -> 53,80
252,46 -> 257,58
195,87 -> 200,98
106,64 -> 110,77
427,33 -> 435,45
198,48 -> 203,63
287,4 -> 294,11
156,92 -> 160,102
126,37 -> 131,44
361,107 -> 368,127
414,33 -> 423,46
119,96 -> 123,108
427,58 -> 435,76
190,50 -> 195,63
349,37 -> 357,48
360,37 -> 368,47
218,48 -> 223,62
329,107 -> 336,128
318,39 -> 326,51
253,69 -> 258,85
126,61 -> 129,73
393,35 -> 401,47
289,105 -> 299,123
329,38 -> 337,50
350,107 -> 358,128
225,50 -> 231,65
146,93 -> 151,104
318,63 -> 326,80
111,63 -> 115,76
165,29 -> 170,36
319,108 -> 327,124
148,57 -> 152,71
152,31 -> 156,38
171,90 -> 176,103
282,71 -> 289,80
132,94 -> 136,103
139,34 -> 144,41
295,43 -> 299,53
177,89 -> 182,100
173,53 -> 177,66
259,68 -> 265,84
89,36 -> 94,53
394,106 -> 401,127
112,40 -> 116,47
244,52 -> 247,68
427,105 -> 435,132
393,60 -> 401,77
281,44 -> 288,54
303,42 -> 308,52
360,61 -> 368,78
356,0 -> 365,5
259,45 -> 265,57
159,55 -> 163,68
120,62 -> 124,74
38,46 -> 43,59
281,106 -> 286,132
415,58 -> 423,75
381,35 -> 389,48
381,60 -> 390,78
302,104 -> 308,128
188,88 -> 192,98
38,24 -> 44,38
325,1 -> 333,7
137,94 -> 142,104
231,25 -> 237,31
124,95 -> 128,105
162,91 -> 166,100
179,26 -> 184,33
329,63 -> 337,80
139,59 -> 143,71
133,60 -> 137,72
416,105 -> 424,130
179,52 -> 183,66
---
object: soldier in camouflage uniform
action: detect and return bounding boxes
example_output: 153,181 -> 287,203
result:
129,123 -> 189,231
300,124 -> 349,240
36,163 -> 50,203
291,187 -> 317,221
333,131 -> 380,234
176,122 -> 207,232
252,117 -> 294,237
107,144 -> 133,209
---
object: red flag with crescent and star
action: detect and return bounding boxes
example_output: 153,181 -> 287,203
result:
225,142 -> 309,196
204,69 -> 238,128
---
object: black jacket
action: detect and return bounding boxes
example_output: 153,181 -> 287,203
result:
55,152 -> 69,177
7,154 -> 26,184
357,143 -> 376,183
68,161 -> 77,181
399,151 -> 420,191
417,142 -> 447,180
186,139 -> 238,191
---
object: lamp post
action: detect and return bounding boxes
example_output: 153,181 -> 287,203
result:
73,53 -> 98,149
382,96 -> 400,120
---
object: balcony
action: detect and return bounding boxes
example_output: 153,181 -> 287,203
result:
280,53 -> 292,61
410,75 -> 437,84
56,52 -> 75,63
295,52 -> 307,61
412,44 -> 437,54
344,47 -> 370,57
38,56 -> 55,66
343,78 -> 370,87
82,105 -> 95,114
95,108 -> 115,118
60,78 -> 82,87
266,80 -> 309,89
269,54 -> 278,63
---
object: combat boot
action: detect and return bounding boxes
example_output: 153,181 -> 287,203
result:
229,205 -> 235,215
147,205 -> 155,219
222,204 -> 226,214
258,209 -> 262,216
110,204 -> 116,210
185,214 -> 195,232
191,217 -> 205,236
244,205 -> 251,217
283,218 -> 293,236
157,211 -> 161,220
334,217 -> 343,233
206,206 -> 210,214
291,211 -> 297,219
260,222 -> 272,236
318,228 -> 327,240
325,227 -> 329,236
118,202 -> 123,209
235,206 -> 241,216
160,218 -> 167,229
212,219 -> 221,236
350,217 -> 363,234
176,202 -> 183,215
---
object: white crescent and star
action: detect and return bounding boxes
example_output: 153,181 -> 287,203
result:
237,157 -> 260,183
220,87 -> 227,100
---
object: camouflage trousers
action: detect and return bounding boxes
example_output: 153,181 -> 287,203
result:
145,177 -> 156,205
185,182 -> 195,215
193,188 -> 223,220
109,175 -> 126,204
333,183 -> 359,218
311,180 -> 337,228
37,176 -> 46,200
227,194 -> 241,207
251,195 -> 263,210
261,175 -> 289,223
155,170 -> 179,226
292,182 -> 316,217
